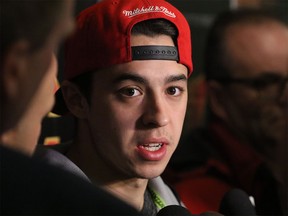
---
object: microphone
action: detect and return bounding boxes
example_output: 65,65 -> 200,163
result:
157,205 -> 194,216
219,188 -> 257,215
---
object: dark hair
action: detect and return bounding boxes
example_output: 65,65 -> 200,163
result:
204,8 -> 287,81
131,18 -> 178,46
71,18 -> 178,103
0,0 -> 65,60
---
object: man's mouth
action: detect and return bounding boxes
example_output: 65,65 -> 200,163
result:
140,143 -> 163,151
137,142 -> 167,161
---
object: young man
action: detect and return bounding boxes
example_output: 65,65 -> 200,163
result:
166,9 -> 288,215
0,1 -> 141,215
51,0 -> 193,215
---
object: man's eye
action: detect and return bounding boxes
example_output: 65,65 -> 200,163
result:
166,87 -> 182,96
251,75 -> 284,89
120,88 -> 141,97
252,79 -> 274,89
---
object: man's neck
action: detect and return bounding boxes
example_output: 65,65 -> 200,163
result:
104,178 -> 148,211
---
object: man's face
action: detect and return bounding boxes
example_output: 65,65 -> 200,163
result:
86,34 -> 188,179
217,22 -> 288,158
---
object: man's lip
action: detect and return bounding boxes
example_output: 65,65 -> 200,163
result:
136,138 -> 168,161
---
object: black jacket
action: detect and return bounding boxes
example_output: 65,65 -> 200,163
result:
0,146 -> 141,215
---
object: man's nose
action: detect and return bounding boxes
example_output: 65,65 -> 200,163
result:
141,94 -> 170,127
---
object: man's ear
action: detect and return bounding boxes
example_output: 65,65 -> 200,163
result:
61,80 -> 90,119
207,80 -> 228,121
2,40 -> 30,100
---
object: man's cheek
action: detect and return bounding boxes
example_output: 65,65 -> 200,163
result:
259,106 -> 286,141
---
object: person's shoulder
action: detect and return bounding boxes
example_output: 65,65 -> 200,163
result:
0,146 -> 142,215
1,145 -> 75,180
35,143 -> 91,182
0,145 -> 47,173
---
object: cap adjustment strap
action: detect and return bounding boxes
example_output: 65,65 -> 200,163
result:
132,45 -> 179,61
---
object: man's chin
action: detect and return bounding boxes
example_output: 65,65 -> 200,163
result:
136,167 -> 165,180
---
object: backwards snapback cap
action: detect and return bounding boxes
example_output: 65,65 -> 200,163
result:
54,0 -> 193,115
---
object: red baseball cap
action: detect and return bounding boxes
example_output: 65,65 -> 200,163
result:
53,0 -> 192,114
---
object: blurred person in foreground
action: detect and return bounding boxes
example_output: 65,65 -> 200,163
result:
1,55 -> 58,155
165,8 -> 288,215
46,0 -> 194,215
0,0 -> 141,215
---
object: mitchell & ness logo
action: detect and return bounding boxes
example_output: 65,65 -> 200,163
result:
123,6 -> 176,18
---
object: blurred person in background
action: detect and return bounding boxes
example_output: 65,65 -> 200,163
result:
165,8 -> 288,215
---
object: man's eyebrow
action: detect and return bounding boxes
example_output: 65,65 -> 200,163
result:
112,73 -> 187,84
113,73 -> 147,84
257,72 -> 287,79
166,74 -> 187,83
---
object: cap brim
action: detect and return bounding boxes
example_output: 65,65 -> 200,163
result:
52,88 -> 69,116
